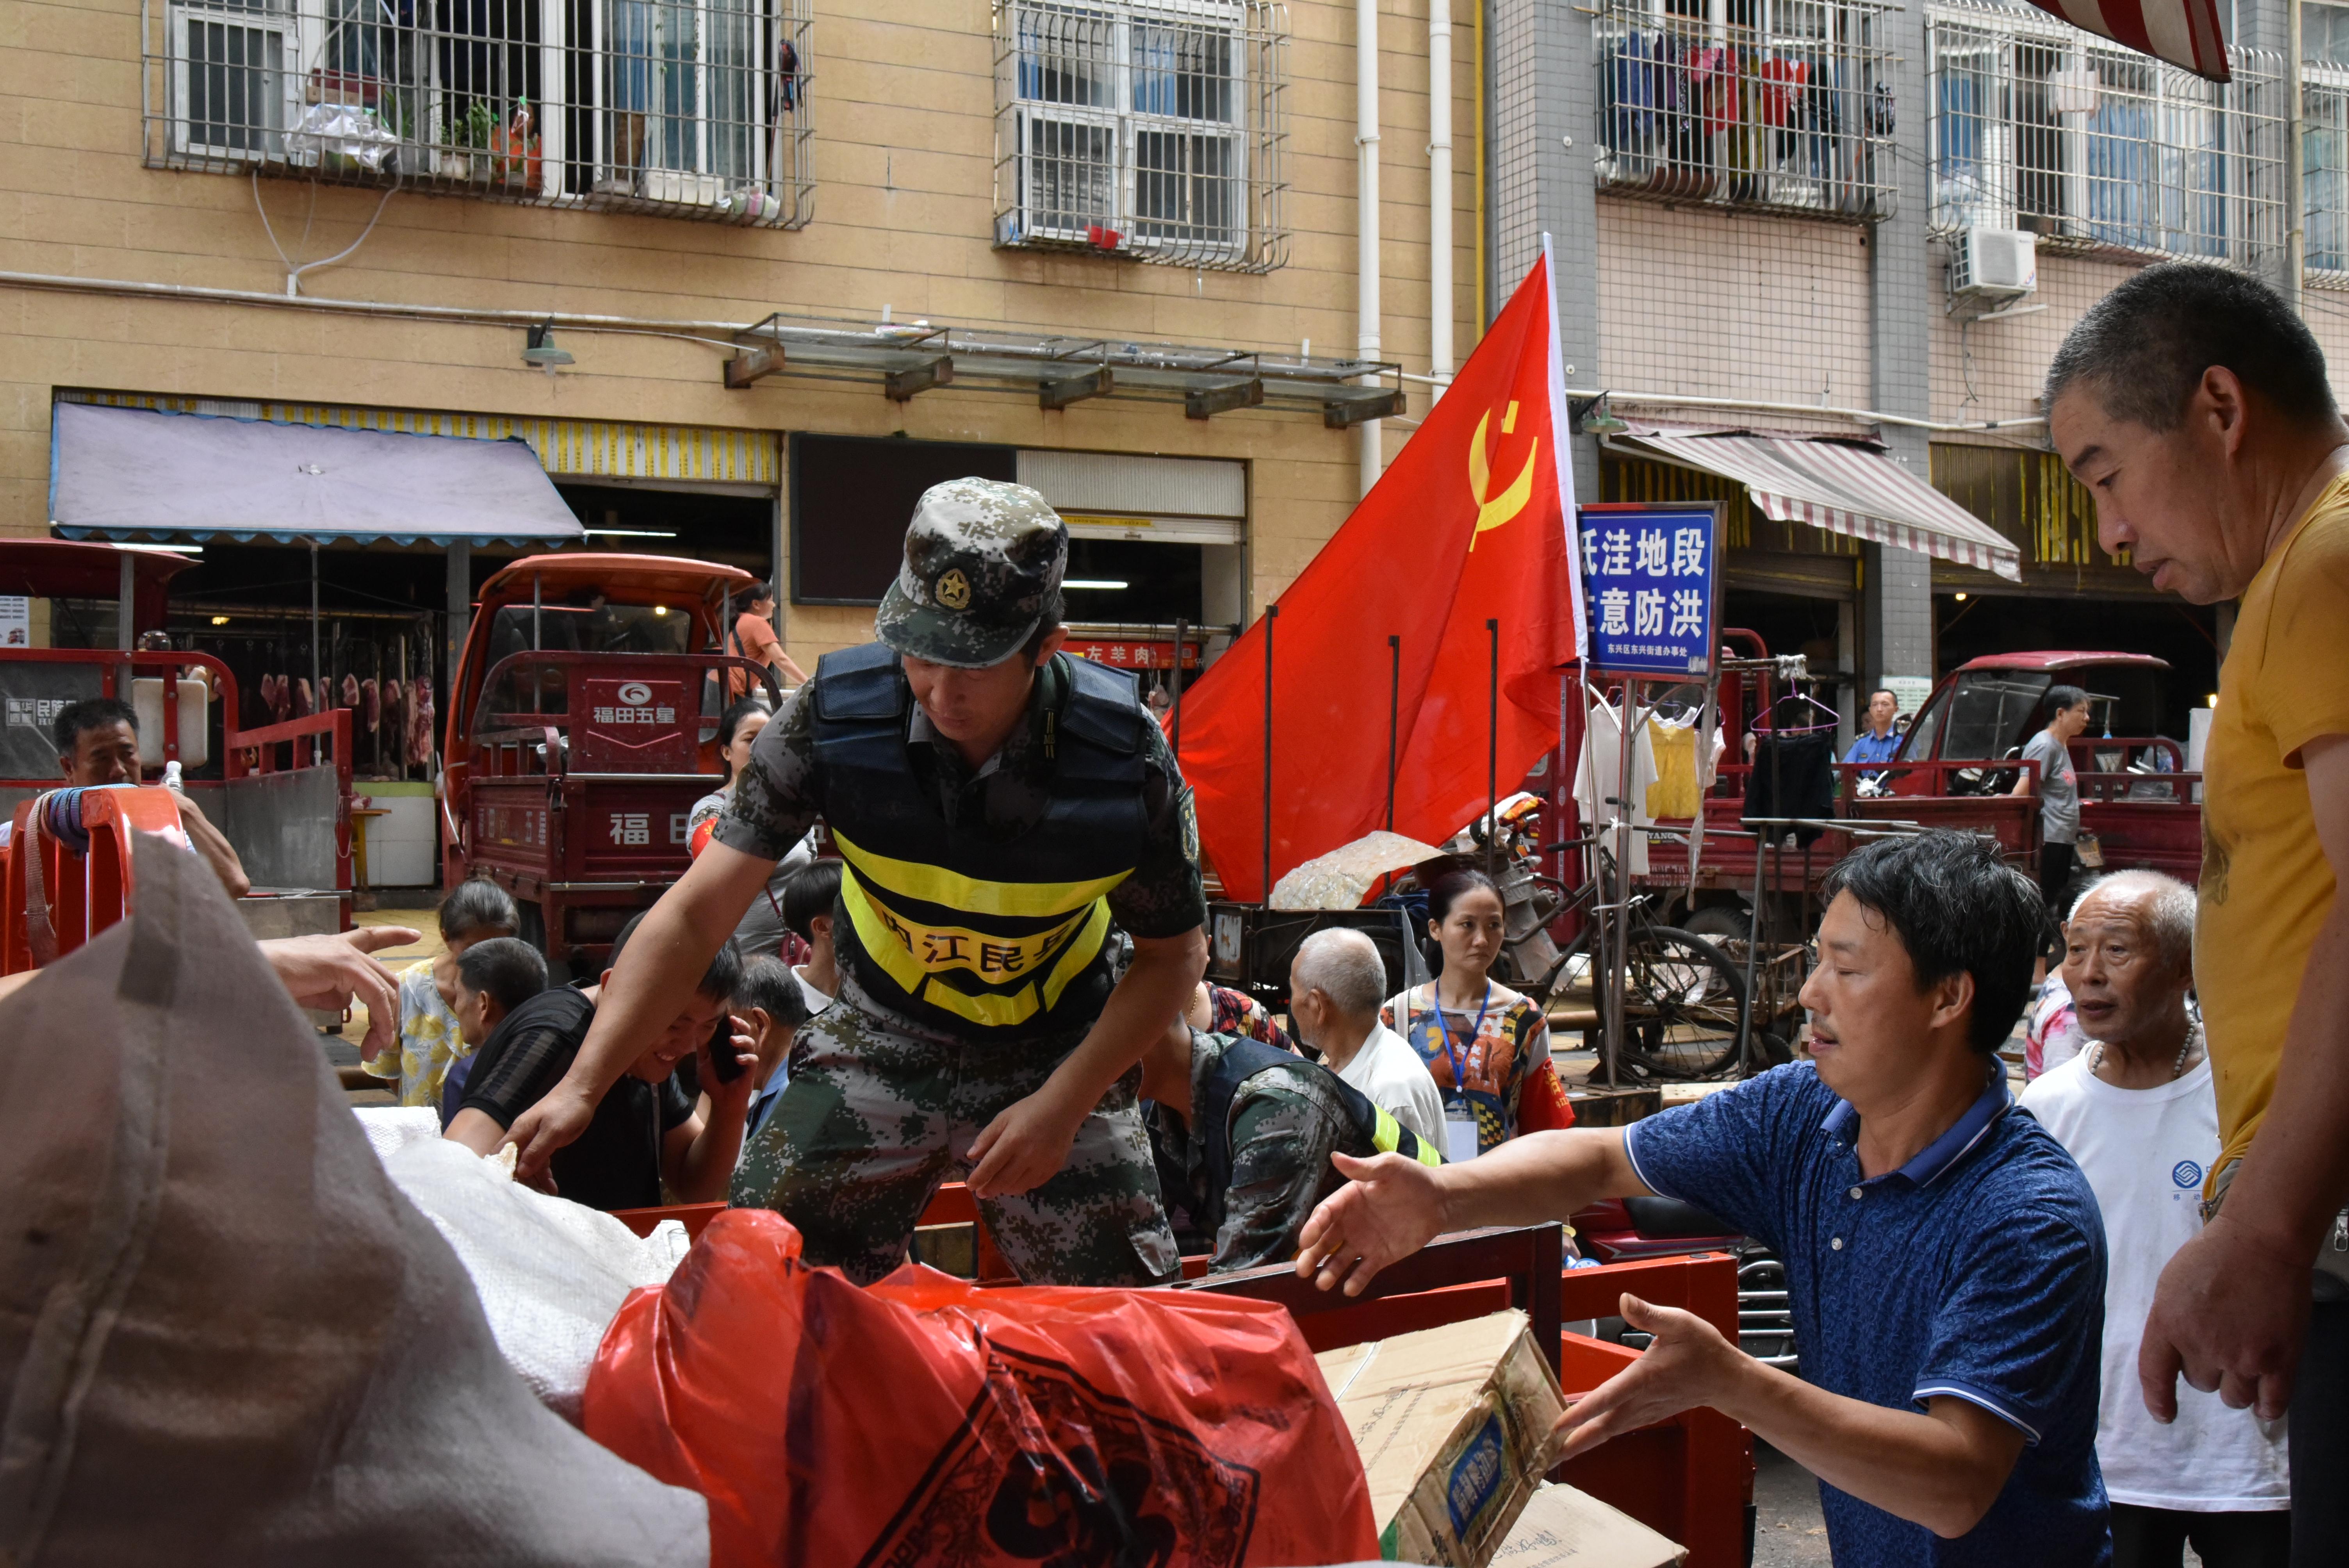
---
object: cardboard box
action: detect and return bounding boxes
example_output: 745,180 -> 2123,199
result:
1314,1310 -> 1567,1566
1490,1482 -> 1688,1568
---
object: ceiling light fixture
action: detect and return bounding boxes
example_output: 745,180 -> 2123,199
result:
210,615 -> 231,625
583,528 -> 679,538
522,320 -> 574,373
134,543 -> 204,553
1953,592 -> 1968,601
1572,391 -> 1629,436
1062,579 -> 1129,590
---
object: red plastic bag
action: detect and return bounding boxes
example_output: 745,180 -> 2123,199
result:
585,1209 -> 1379,1567
1517,1058 -> 1579,1135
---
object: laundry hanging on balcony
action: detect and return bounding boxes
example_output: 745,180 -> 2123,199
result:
1602,426 -> 2025,583
2026,0 -> 2230,82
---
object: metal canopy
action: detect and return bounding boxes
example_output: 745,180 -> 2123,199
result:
50,402 -> 585,547
1604,427 -> 2025,582
727,312 -> 1405,426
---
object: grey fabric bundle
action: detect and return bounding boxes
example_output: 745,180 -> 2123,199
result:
0,834 -> 707,1567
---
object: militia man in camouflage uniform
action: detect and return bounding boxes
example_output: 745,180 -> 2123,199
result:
505,479 -> 1207,1286
1140,1014 -> 1442,1272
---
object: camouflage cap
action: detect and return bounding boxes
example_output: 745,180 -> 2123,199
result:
875,478 -> 1068,668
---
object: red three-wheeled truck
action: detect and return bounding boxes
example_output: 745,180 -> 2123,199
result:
438,553 -> 780,979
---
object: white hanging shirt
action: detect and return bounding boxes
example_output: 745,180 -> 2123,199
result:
1572,697 -> 1660,876
2019,1054 -> 2289,1512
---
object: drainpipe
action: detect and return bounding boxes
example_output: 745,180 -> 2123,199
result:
1359,0 -> 1383,498
2289,0 -> 2306,315
1429,0 -> 1454,387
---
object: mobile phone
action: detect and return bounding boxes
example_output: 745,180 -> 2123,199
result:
705,1014 -> 750,1083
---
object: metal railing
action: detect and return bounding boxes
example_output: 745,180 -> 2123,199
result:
142,0 -> 814,228
2306,63 -> 2349,278
993,0 -> 1288,272
1592,0 -> 1897,223
1928,0 -> 2284,267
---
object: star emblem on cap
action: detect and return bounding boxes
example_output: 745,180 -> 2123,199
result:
936,568 -> 973,611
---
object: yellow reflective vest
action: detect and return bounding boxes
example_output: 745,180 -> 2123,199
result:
808,643 -> 1152,1039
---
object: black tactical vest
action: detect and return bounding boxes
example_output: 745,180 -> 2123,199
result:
808,642 -> 1150,1040
1194,1035 -> 1444,1236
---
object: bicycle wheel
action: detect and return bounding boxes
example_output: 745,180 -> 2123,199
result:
1616,925 -> 1745,1080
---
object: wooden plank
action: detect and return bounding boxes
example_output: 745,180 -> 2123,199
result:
1174,1223 -> 1563,1375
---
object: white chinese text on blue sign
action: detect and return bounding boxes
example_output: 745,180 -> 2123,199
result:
1578,506 -> 1718,677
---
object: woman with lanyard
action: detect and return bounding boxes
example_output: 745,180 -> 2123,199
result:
1381,867 -> 1552,1163
688,698 -> 813,960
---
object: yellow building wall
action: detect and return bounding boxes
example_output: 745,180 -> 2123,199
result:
0,0 -> 1481,669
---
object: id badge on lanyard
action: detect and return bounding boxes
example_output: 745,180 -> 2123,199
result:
1430,984 -> 1493,1163
1445,1106 -> 1481,1163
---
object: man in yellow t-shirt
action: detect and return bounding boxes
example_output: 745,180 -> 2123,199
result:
2051,261 -> 2349,1551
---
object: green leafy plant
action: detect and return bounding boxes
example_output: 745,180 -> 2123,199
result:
455,100 -> 499,150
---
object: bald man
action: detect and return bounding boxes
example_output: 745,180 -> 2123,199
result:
2023,873 -> 2288,1568
1289,927 -> 1444,1145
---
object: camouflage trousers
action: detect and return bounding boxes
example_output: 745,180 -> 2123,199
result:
729,976 -> 1181,1288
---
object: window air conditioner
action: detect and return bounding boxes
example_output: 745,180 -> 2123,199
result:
1951,228 -> 2037,302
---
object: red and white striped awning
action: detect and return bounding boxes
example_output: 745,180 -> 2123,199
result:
2029,0 -> 2229,82
1607,429 -> 2025,583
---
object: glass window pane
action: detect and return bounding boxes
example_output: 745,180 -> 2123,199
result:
188,19 -> 282,150
1132,22 -> 1232,121
1025,116 -> 1114,229
1135,129 -> 1237,243
1018,5 -> 1114,109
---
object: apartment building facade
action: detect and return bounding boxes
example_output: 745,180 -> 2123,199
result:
3,0 -> 1478,709
1502,0 -> 2335,741
6,0 -> 2322,751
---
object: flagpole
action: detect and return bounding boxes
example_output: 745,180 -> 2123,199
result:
1486,618 -> 1500,877
1262,603 -> 1278,905
1172,615 -> 1188,761
1576,668 -> 1608,1086
1387,633 -> 1401,832
1610,675 -> 1639,1091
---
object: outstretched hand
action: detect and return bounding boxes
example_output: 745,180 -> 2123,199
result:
261,925 -> 419,1061
1549,1294 -> 1743,1465
505,1085 -> 597,1189
1293,1150 -> 1449,1296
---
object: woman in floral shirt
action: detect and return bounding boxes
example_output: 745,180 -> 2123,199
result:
1381,868 -> 1550,1157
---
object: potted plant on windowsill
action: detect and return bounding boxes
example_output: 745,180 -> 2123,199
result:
433,102 -> 499,182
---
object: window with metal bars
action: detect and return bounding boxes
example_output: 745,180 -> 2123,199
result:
993,0 -> 1286,272
178,4 -> 291,158
142,0 -> 814,228
1927,0 -> 2285,267
1592,0 -> 1897,222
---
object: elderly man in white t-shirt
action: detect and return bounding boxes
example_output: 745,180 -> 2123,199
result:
2021,872 -> 2289,1568
1289,928 -> 1444,1148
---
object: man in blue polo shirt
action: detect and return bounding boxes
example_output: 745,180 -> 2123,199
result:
1296,830 -> 2109,1565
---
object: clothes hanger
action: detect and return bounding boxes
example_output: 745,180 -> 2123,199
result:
1751,690 -> 1840,737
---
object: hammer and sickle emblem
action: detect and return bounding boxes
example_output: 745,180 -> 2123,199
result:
1467,401 -> 1540,550
936,569 -> 972,611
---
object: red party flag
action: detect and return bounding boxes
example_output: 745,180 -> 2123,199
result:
1179,241 -> 1584,902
